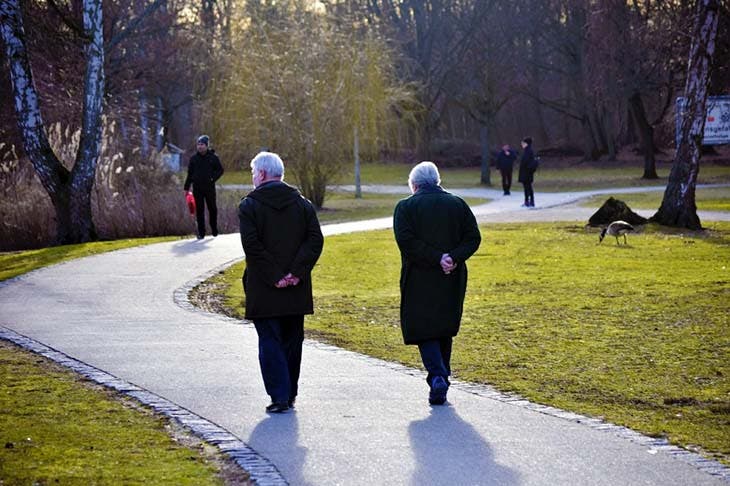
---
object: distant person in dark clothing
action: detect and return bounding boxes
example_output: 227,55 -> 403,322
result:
495,144 -> 517,195
393,161 -> 481,405
239,151 -> 324,414
184,135 -> 224,239
518,137 -> 537,207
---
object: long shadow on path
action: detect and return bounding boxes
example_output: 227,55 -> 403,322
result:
409,405 -> 519,486
248,413 -> 311,486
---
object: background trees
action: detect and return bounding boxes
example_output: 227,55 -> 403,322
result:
1,0 -> 728,244
203,1 -> 411,207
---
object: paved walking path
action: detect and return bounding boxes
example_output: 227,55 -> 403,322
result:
1,186 -> 729,485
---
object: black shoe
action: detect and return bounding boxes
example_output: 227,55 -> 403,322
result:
196,234 -> 204,240
429,376 -> 448,405
288,398 -> 296,409
265,402 -> 289,414
212,230 -> 219,237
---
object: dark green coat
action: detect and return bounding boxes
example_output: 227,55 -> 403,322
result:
239,181 -> 323,319
393,185 -> 481,344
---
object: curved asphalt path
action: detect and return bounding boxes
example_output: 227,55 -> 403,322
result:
1,185 -> 729,485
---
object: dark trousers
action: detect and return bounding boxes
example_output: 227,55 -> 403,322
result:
499,168 -> 512,194
417,337 -> 452,387
522,182 -> 534,206
253,316 -> 304,403
193,187 -> 218,237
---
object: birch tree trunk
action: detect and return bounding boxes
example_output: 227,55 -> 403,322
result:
0,0 -> 104,244
651,0 -> 719,230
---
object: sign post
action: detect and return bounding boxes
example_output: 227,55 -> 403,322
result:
675,95 -> 730,146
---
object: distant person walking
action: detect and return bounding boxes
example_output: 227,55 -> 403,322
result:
239,151 -> 324,414
518,137 -> 537,207
184,135 -> 224,239
495,144 -> 518,195
393,161 -> 481,405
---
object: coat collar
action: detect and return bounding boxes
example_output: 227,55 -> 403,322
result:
414,184 -> 445,195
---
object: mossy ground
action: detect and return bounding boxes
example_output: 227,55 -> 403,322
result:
211,222 -> 730,463
0,341 -> 240,485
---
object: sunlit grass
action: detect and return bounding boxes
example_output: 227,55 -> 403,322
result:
209,222 -> 730,463
0,237 -> 182,282
0,341 -> 230,485
221,161 -> 730,192
215,189 -> 488,225
580,187 -> 730,212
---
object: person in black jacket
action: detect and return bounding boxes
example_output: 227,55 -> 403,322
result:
495,143 -> 518,195
518,137 -> 537,207
394,161 -> 481,405
239,151 -> 324,413
184,135 -> 224,239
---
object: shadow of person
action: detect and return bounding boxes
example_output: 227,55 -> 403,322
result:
409,405 -> 519,486
247,413 -> 311,486
169,238 -> 212,256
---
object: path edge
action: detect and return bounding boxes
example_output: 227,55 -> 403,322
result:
0,326 -> 288,486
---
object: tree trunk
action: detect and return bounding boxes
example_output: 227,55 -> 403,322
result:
1,0 -> 104,244
479,124 -> 490,185
628,92 -> 659,179
652,0 -> 719,230
581,115 -> 600,160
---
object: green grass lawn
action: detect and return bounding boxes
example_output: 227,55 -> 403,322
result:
0,340 -> 236,484
0,237 -> 183,282
220,161 -> 730,192
581,187 -> 730,212
316,192 -> 488,224
216,189 -> 488,225
0,237 -> 246,485
208,222 -> 730,463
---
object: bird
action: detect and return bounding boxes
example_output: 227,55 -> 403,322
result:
599,220 -> 635,245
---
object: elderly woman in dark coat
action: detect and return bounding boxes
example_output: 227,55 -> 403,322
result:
518,137 -> 537,207
393,162 -> 481,405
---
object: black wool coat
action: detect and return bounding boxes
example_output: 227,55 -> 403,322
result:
238,181 -> 324,319
496,149 -> 517,172
393,185 -> 481,344
518,145 -> 536,184
184,149 -> 224,192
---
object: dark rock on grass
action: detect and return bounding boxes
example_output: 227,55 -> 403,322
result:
588,197 -> 649,226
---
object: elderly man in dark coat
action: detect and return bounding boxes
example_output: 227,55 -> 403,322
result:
393,161 -> 481,405
239,151 -> 324,413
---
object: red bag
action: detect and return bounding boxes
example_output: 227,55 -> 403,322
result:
185,192 -> 196,215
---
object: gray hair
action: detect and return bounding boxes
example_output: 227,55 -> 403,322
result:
250,151 -> 285,178
408,161 -> 441,190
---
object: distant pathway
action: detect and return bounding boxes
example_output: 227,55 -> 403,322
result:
222,182 -> 730,223
1,185 -> 729,485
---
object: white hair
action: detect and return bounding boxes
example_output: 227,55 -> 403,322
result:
250,151 -> 285,178
408,161 -> 441,191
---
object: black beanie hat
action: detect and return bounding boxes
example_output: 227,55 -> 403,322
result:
197,135 -> 210,145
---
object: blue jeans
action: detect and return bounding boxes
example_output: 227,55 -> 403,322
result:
253,316 -> 304,403
417,337 -> 452,387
